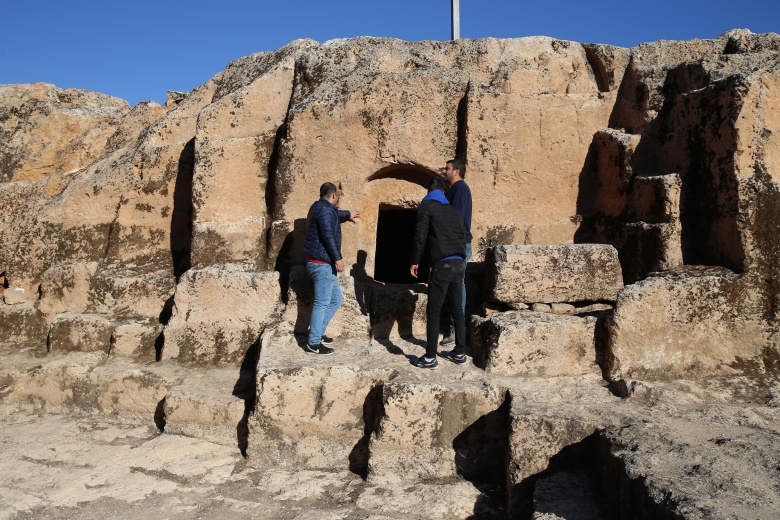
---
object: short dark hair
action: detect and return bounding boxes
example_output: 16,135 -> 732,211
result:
320,182 -> 338,198
428,177 -> 447,192
447,159 -> 466,179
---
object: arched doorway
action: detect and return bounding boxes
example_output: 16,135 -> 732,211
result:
360,164 -> 438,284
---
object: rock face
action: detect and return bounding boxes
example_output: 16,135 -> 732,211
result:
1,29 -> 780,519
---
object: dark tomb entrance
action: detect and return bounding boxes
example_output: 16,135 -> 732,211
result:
374,207 -> 429,284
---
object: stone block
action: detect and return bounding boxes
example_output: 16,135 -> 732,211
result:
191,218 -> 267,270
608,268 -> 773,380
507,403 -> 603,518
87,360 -> 184,417
484,244 -> 624,304
163,368 -> 247,447
576,129 -> 640,218
621,221 -> 683,282
0,351 -> 107,412
367,381 -> 506,483
0,302 -> 48,345
471,311 -> 600,377
368,282 -> 428,339
40,263 -> 174,322
0,348 -> 182,416
47,313 -> 114,354
39,262 -> 99,316
162,265 -> 281,365
110,321 -> 162,360
281,266 -> 371,340
628,174 -> 681,223
248,365 -> 393,470
192,138 -> 271,222
89,270 -> 175,320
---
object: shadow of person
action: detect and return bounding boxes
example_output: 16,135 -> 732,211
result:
350,250 -> 374,316
272,218 -> 307,304
233,335 -> 262,458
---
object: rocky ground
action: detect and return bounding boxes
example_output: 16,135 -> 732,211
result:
0,405 -> 496,520
2,334 -> 780,519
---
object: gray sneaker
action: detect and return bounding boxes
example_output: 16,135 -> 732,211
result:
440,333 -> 455,347
305,342 -> 335,355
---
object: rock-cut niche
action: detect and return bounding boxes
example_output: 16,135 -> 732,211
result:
364,165 -> 438,285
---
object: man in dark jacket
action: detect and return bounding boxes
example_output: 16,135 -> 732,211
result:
303,182 -> 360,355
409,177 -> 467,369
440,159 -> 472,347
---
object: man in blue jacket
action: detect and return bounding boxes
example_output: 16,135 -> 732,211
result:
303,182 -> 360,355
410,177 -> 468,369
440,159 -> 472,347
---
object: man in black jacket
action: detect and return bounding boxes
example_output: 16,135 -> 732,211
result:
409,177 -> 468,368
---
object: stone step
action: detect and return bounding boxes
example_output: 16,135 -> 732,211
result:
0,302 -> 47,344
471,310 -> 604,377
0,341 -> 251,450
247,325 -> 618,488
8,336 -> 775,518
45,312 -> 162,362
38,262 -> 175,322
247,327 -> 509,473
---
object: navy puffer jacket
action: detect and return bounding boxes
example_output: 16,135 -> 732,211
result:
304,199 -> 351,264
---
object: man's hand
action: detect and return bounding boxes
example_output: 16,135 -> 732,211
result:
335,259 -> 345,273
410,264 -> 418,278
348,210 -> 361,223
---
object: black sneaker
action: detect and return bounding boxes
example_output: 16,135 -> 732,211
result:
411,356 -> 438,369
321,335 -> 334,346
440,350 -> 467,365
440,334 -> 455,347
305,342 -> 335,355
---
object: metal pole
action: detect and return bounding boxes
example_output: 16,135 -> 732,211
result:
452,0 -> 460,40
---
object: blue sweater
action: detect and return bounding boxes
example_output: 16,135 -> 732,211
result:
445,180 -> 472,243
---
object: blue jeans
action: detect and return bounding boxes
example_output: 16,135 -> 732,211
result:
443,243 -> 472,337
461,242 -> 472,315
307,262 -> 343,345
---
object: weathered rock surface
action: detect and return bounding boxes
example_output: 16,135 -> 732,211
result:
0,83 -> 129,183
161,265 -> 281,364
471,311 -> 602,377
607,267 -> 776,380
484,244 -> 624,304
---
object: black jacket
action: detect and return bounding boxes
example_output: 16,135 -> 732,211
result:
410,198 -> 466,265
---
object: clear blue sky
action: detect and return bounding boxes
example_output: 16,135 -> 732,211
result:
3,1 -> 777,107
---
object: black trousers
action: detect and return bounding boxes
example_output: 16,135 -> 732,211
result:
426,259 -> 466,359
